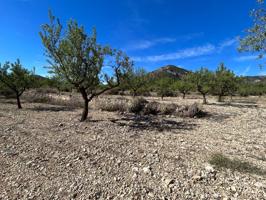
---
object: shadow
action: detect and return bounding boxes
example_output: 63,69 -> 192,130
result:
208,102 -> 258,109
28,105 -> 76,112
89,119 -> 105,123
209,153 -> 266,176
0,100 -> 17,104
204,112 -> 234,123
111,114 -> 196,132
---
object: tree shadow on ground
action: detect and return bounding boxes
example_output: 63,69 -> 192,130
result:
204,112 -> 235,123
28,105 -> 76,112
209,153 -> 266,176
208,102 -> 258,109
110,114 -> 197,132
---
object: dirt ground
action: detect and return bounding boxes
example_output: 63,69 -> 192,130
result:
0,95 -> 265,200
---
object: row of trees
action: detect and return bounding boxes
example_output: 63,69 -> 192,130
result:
121,63 -> 266,104
1,59 -> 265,115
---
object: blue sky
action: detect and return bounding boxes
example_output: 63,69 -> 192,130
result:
0,0 -> 265,76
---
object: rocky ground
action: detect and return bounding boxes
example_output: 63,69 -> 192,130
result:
0,95 -> 265,200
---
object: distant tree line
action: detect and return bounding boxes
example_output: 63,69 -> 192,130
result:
117,63 -> 266,104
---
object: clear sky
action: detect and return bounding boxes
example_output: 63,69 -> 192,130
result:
0,0 -> 265,76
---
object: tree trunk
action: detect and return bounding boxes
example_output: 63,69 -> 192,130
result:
81,98 -> 89,122
80,87 -> 89,122
182,93 -> 186,99
202,94 -> 207,104
133,90 -> 137,98
16,94 -> 22,109
218,95 -> 223,102
230,94 -> 233,102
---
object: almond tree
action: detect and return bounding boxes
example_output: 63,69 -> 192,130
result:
156,78 -> 174,100
190,68 -> 214,104
239,0 -> 265,64
40,11 -> 132,121
172,76 -> 193,99
124,67 -> 148,97
0,59 -> 32,109
212,63 -> 237,102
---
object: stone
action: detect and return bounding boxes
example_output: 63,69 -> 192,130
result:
254,182 -> 264,188
205,164 -> 215,173
143,166 -> 151,174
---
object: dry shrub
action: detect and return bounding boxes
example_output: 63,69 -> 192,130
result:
23,91 -> 83,108
96,98 -> 128,112
24,93 -> 52,103
143,101 -> 160,115
0,88 -> 16,98
128,97 -> 148,114
159,103 -> 177,115
35,87 -> 58,94
177,103 -> 205,118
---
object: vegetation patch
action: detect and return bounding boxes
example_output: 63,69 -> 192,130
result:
177,103 -> 206,118
96,98 -> 129,112
209,153 -> 266,176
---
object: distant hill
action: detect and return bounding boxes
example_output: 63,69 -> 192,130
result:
148,65 -> 190,79
243,76 -> 266,83
33,74 -> 48,81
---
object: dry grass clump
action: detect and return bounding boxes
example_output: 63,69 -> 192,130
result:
143,101 -> 160,115
96,97 -> 129,112
23,91 -> 83,108
159,103 -> 177,115
129,99 -> 177,116
35,88 -> 58,94
177,103 -> 205,118
128,97 -> 148,114
24,92 -> 53,104
209,153 -> 266,176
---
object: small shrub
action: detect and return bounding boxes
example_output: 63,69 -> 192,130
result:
159,103 -> 177,115
35,87 -> 58,94
97,99 -> 128,112
143,101 -> 160,115
177,103 -> 205,118
129,97 -> 148,114
0,88 -> 16,98
105,87 -> 121,95
25,93 -> 52,103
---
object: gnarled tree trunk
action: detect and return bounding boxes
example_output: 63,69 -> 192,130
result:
79,87 -> 89,122
218,95 -> 223,102
202,93 -> 207,104
16,93 -> 22,109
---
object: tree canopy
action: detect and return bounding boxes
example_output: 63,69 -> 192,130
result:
40,11 -> 132,121
212,63 -> 237,102
190,68 -> 214,104
239,0 -> 266,65
0,59 -> 33,108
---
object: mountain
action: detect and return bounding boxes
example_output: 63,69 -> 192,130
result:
149,65 -> 190,79
243,76 -> 266,83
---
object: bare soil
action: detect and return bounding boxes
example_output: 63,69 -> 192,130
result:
0,95 -> 265,199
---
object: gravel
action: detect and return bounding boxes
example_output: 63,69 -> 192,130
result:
0,95 -> 265,199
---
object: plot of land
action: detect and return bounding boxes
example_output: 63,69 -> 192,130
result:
0,95 -> 265,199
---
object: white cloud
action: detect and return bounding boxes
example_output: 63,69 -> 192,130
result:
218,38 -> 238,52
132,44 -> 215,62
128,37 -> 176,50
240,66 -> 251,76
235,55 -> 258,62
258,71 -> 266,76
